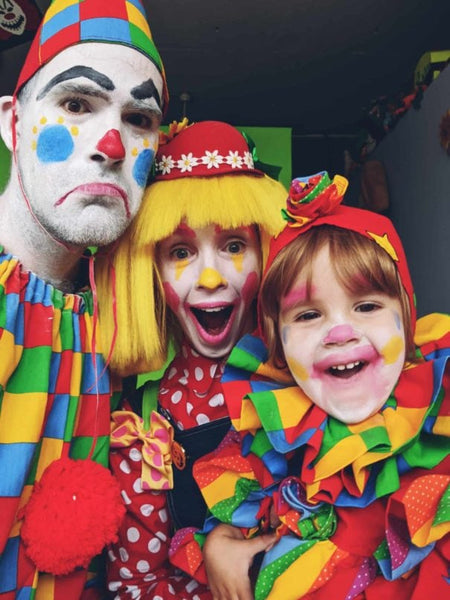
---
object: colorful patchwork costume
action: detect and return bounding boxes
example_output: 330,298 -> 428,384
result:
186,173 -> 450,600
0,250 -> 114,598
0,0 -> 167,597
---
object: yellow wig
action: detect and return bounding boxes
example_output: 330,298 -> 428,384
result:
95,173 -> 287,376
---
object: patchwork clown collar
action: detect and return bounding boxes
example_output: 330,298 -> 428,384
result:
221,313 -> 450,507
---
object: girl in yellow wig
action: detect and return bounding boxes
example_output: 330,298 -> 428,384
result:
95,120 -> 287,597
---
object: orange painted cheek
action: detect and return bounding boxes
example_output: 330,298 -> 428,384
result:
381,335 -> 405,364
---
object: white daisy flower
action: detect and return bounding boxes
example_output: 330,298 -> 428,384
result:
225,151 -> 243,169
243,151 -> 254,168
202,149 -> 223,169
158,155 -> 174,175
177,153 -> 198,173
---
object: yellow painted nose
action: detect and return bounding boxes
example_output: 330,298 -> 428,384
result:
197,267 -> 227,289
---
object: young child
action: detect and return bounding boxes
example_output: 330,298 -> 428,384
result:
193,171 -> 449,600
95,121 -> 287,597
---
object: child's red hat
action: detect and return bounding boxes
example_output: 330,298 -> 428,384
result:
266,171 -> 416,330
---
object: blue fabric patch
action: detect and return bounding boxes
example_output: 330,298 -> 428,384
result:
81,353 -> 109,395
44,395 -> 70,438
81,18 -> 131,43
0,536 -> 19,592
41,4 -> 80,44
0,443 -> 36,496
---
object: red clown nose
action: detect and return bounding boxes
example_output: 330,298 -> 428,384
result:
96,129 -> 126,160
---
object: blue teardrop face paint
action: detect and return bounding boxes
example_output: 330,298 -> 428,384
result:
133,148 -> 155,187
36,125 -> 74,163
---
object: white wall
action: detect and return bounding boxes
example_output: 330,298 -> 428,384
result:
373,66 -> 450,317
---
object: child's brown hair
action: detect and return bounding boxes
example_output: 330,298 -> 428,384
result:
260,225 -> 414,368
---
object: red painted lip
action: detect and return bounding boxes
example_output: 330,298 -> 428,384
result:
55,183 -> 130,217
313,345 -> 379,373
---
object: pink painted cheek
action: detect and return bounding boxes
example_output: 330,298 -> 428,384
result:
240,271 -> 259,307
162,282 -> 181,312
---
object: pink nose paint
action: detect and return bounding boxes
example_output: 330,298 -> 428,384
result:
323,324 -> 357,344
96,129 -> 125,160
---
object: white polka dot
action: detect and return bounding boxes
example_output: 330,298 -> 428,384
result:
208,393 -> 224,407
194,367 -> 204,381
159,387 -> 169,395
167,366 -> 177,379
144,573 -> 157,582
186,402 -> 193,415
177,421 -> 185,431
168,584 -> 176,595
107,548 -> 116,562
108,581 -> 121,592
171,390 -> 182,404
119,567 -> 133,579
148,537 -> 161,553
119,546 -> 129,561
119,459 -> 131,474
179,376 -> 188,385
186,580 -> 199,593
126,585 -> 140,599
210,364 -> 217,378
137,559 -> 150,573
196,413 -> 210,425
156,530 -> 167,542
158,508 -> 168,523
127,527 -> 140,543
132,477 -> 143,494
183,369 -> 189,377
140,503 -> 154,517
121,490 -> 131,505
129,448 -> 142,462
153,596 -> 163,600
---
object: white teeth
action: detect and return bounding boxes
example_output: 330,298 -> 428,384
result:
331,361 -> 361,371
201,307 -> 225,313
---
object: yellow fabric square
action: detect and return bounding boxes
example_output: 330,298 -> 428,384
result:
36,437 -> 64,480
126,1 -> 152,36
0,391 -> 48,442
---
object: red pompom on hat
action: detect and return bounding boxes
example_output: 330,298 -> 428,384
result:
154,120 -> 265,180
20,457 -> 125,575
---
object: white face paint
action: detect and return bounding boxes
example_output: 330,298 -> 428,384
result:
157,223 -> 261,358
14,42 -> 163,247
0,0 -> 26,36
278,244 -> 406,424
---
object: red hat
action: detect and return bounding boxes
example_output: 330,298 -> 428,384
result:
14,0 -> 168,111
154,121 -> 265,180
266,171 -> 416,331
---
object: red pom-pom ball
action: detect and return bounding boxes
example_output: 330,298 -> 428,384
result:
21,457 -> 125,575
